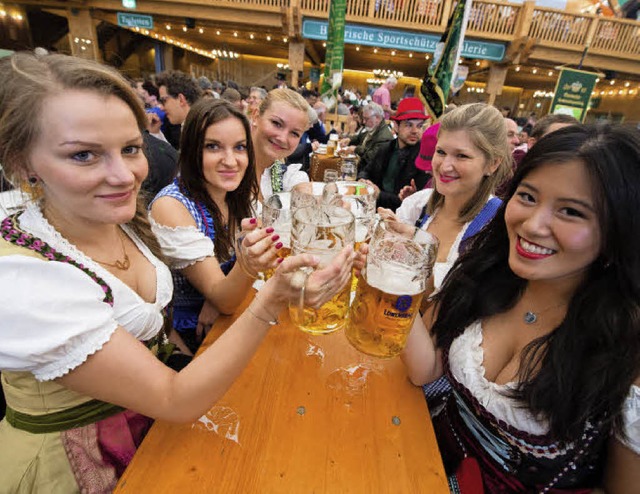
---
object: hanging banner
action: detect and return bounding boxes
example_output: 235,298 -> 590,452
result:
320,0 -> 346,98
549,68 -> 598,122
419,0 -> 472,120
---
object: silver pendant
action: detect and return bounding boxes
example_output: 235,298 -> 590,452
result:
524,311 -> 537,324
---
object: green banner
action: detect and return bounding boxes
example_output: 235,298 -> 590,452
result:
321,0 -> 346,95
419,0 -> 471,120
549,68 -> 598,123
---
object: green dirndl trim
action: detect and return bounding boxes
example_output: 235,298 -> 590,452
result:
5,400 -> 125,434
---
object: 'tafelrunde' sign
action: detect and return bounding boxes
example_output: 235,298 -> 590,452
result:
302,19 -> 505,62
117,12 -> 154,29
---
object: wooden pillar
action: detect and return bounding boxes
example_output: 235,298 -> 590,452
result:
66,9 -> 100,61
288,41 -> 305,89
514,0 -> 536,38
486,63 -> 509,106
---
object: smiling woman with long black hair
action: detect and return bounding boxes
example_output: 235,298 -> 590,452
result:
400,124 -> 640,492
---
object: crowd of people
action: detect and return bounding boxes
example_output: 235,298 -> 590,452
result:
0,50 -> 638,493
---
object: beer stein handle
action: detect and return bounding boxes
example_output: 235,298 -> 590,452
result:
289,267 -> 313,326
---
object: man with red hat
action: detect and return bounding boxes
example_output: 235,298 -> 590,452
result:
358,97 -> 431,211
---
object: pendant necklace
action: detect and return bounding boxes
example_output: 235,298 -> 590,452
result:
94,229 -> 131,271
523,302 -> 566,325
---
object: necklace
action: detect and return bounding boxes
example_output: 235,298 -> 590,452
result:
523,302 -> 566,324
94,229 -> 130,271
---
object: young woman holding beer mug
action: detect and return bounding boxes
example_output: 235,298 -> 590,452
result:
0,52 -> 355,492
400,125 -> 640,492
394,103 -> 512,296
249,88 -> 312,200
150,99 -> 280,354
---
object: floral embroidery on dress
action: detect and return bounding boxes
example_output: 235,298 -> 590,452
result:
270,160 -> 287,194
1,214 -> 114,306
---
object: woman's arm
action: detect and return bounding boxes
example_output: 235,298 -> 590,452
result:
400,307 -> 443,386
58,247 -> 355,423
603,437 -> 640,493
151,197 -> 277,314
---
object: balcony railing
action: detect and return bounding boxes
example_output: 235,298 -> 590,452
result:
298,0 -> 640,61
591,18 -> 640,57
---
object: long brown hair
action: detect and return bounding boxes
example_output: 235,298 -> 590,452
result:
178,99 -> 258,262
0,52 -> 164,261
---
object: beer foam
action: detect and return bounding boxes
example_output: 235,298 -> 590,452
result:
365,262 -> 423,296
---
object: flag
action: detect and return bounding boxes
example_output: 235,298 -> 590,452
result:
320,0 -> 346,106
419,0 -> 473,120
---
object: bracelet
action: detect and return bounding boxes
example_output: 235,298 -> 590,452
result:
246,303 -> 279,326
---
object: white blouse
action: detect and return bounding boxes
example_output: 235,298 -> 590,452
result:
396,189 -> 472,290
449,321 -> 640,452
259,162 -> 309,199
150,216 -> 214,270
0,203 -> 173,381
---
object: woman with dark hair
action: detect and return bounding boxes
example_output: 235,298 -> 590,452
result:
400,125 -> 640,492
150,99 -> 281,353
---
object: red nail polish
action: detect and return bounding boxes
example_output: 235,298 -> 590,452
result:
277,257 -> 284,264
271,234 -> 280,241
266,227 -> 274,234
275,242 -> 283,250
249,217 -> 257,224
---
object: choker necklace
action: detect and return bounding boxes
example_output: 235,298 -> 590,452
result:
523,302 -> 566,324
95,229 -> 130,271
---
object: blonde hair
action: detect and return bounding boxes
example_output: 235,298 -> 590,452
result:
259,87 -> 313,127
0,52 -> 164,261
427,103 -> 512,222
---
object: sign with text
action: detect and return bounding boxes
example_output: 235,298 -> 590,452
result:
549,68 -> 598,122
117,12 -> 153,29
302,19 -> 505,61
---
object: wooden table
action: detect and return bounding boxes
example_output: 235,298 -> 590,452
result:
115,293 -> 448,493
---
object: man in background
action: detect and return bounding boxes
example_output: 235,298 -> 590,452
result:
339,102 -> 394,172
358,98 -> 431,211
372,76 -> 397,120
156,70 -> 203,127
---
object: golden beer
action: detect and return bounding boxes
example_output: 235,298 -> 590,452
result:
346,263 -> 425,359
263,245 -> 292,280
290,279 -> 351,334
289,205 -> 355,335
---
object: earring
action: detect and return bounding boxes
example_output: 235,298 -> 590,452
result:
21,176 -> 44,201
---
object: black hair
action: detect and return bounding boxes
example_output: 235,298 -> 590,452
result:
156,70 -> 203,105
432,124 -> 640,441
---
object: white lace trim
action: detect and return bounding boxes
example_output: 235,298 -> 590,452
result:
34,321 -> 118,381
449,321 -> 550,436
617,385 -> 640,454
149,216 -> 214,269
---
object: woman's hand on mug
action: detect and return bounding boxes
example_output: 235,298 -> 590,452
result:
353,242 -> 369,278
262,245 -> 355,309
235,218 -> 280,278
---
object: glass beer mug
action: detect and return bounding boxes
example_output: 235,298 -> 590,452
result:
289,204 -> 355,335
346,220 -> 438,358
236,192 -> 314,280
